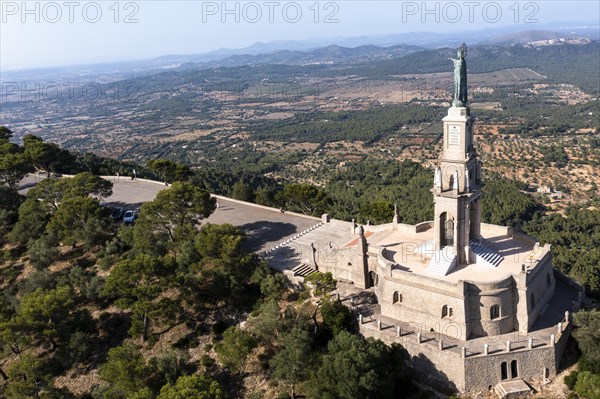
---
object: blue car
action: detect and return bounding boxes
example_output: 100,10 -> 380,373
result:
123,210 -> 136,223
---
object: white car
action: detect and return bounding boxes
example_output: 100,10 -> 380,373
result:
123,210 -> 136,223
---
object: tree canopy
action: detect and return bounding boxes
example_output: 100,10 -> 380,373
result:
133,181 -> 216,255
147,159 -> 191,184
157,375 -> 226,399
308,331 -> 411,399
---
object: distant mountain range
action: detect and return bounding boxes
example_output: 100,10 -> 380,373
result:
145,23 -> 599,67
173,44 -> 424,71
2,23 -> 597,82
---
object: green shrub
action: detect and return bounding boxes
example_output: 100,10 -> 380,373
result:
96,253 -> 116,271
574,371 -> 600,399
212,321 -> 228,335
214,327 -> 255,372
565,371 -> 579,390
172,333 -> 199,350
56,331 -> 94,368
17,270 -> 55,295
148,350 -> 190,386
321,298 -> 354,336
146,335 -> 159,349
201,354 -> 215,368
26,236 -> 58,269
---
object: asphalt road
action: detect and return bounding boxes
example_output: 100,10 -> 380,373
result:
17,174 -> 320,253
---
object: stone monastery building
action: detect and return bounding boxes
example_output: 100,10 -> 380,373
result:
268,45 -> 584,395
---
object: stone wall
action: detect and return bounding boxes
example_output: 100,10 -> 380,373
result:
376,265 -> 469,339
360,315 -> 572,393
317,246 -> 355,282
360,322 -> 466,392
464,318 -> 571,391
480,223 -> 513,237
464,346 -> 555,391
554,321 -> 571,371
522,249 -> 555,332
371,244 -> 526,340
465,277 -> 517,338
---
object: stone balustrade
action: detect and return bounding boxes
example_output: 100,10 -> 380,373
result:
354,308 -> 572,360
264,221 -> 325,254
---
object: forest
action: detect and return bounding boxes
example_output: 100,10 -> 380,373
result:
249,105 -> 447,144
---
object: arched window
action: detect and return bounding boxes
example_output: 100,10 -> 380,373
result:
511,360 -> 518,378
530,293 -> 536,310
442,305 -> 453,318
501,362 -> 508,380
546,273 -> 551,287
445,219 -> 455,246
490,305 -> 500,320
392,292 -> 402,304
440,212 -> 447,245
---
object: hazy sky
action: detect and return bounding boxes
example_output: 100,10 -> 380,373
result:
1,0 -> 598,70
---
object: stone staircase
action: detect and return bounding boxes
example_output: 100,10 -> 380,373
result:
494,380 -> 531,398
471,240 -> 503,267
264,222 -> 324,254
292,263 -> 317,278
427,248 -> 457,276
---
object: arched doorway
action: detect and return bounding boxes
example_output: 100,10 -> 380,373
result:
439,212 -> 447,245
469,202 -> 477,240
368,271 -> 378,288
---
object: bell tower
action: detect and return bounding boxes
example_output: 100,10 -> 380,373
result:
432,44 -> 482,267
